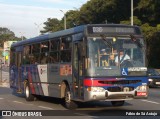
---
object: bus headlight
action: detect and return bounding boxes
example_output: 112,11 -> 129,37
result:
148,79 -> 153,82
87,87 -> 105,92
136,85 -> 147,91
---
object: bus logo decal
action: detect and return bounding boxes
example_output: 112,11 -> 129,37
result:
121,68 -> 128,75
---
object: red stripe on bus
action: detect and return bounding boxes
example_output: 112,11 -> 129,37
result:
28,69 -> 36,94
83,79 -> 113,86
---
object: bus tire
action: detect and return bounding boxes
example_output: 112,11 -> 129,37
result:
64,86 -> 78,109
25,82 -> 35,101
111,101 -> 125,106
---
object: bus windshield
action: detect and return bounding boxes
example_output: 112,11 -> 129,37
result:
86,36 -> 146,77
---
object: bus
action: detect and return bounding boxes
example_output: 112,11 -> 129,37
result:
10,24 -> 148,109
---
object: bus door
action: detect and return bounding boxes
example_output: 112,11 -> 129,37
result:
73,42 -> 84,99
15,52 -> 22,92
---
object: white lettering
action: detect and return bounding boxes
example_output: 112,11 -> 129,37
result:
28,112 -> 42,116
126,112 -> 135,115
128,67 -> 147,71
146,112 -> 157,116
93,27 -> 103,32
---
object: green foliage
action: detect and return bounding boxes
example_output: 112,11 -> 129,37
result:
140,23 -> 156,66
40,18 -> 62,33
147,32 -> 160,68
141,23 -> 157,39
78,0 -> 117,24
0,27 -> 18,47
157,24 -> 160,31
120,16 -> 142,26
63,10 -> 80,28
0,27 -> 21,57
135,0 -> 160,25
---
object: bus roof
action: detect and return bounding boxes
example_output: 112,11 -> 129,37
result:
11,24 -> 141,47
11,25 -> 86,47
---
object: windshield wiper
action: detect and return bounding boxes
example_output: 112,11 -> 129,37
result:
130,35 -> 143,48
100,35 -> 112,48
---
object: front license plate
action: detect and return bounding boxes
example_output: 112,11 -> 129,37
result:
137,92 -> 147,96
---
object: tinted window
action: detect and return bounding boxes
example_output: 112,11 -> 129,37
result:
32,43 -> 40,53
50,39 -> 60,51
60,37 -> 72,62
41,41 -> 49,53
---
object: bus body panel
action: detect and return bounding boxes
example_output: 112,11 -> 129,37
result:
10,63 -> 73,98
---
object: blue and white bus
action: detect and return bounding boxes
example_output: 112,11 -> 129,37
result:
10,24 -> 148,109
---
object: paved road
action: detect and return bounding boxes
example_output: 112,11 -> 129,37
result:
0,86 -> 160,119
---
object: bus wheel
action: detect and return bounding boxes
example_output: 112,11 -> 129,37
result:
25,82 -> 35,101
111,101 -> 125,106
64,87 -> 78,109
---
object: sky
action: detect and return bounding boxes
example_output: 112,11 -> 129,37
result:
0,0 -> 89,38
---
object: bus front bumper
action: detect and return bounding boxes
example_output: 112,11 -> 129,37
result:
84,88 -> 148,101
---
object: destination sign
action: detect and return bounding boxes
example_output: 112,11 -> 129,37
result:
87,26 -> 141,35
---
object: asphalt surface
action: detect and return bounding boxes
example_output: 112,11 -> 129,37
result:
0,87 -> 160,119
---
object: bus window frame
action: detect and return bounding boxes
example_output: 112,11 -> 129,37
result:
60,36 -> 72,63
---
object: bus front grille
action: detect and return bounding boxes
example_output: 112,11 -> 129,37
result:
107,87 -> 134,92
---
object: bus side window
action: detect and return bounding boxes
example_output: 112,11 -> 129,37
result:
61,50 -> 71,62
60,43 -> 65,50
49,39 -> 60,63
50,39 -> 60,51
50,52 -> 59,63
29,54 -> 35,64
40,42 -> 49,64
23,45 -> 31,64
61,37 -> 72,50
10,47 -> 16,65
60,37 -> 72,62
31,43 -> 40,64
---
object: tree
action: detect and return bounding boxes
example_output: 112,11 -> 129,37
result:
40,18 -> 62,33
147,32 -> 160,68
0,27 -> 19,47
135,0 -> 160,25
140,23 -> 158,67
0,27 -> 21,57
65,10 -> 81,28
120,16 -> 142,26
78,0 -> 117,24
